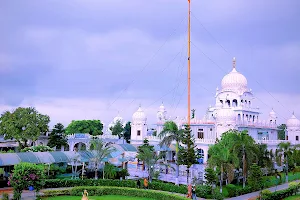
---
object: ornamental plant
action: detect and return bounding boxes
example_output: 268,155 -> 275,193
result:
8,162 -> 45,200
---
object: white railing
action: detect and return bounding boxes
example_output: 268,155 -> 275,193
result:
145,136 -> 160,141
195,138 -> 215,144
67,133 -> 118,140
237,121 -> 277,129
256,140 -> 283,145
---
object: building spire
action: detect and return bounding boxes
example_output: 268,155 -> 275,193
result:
233,57 -> 236,69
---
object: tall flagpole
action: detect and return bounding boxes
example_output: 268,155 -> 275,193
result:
187,0 -> 191,126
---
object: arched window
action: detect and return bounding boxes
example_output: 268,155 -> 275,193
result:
198,149 -> 204,164
226,100 -> 230,107
220,100 -> 223,104
233,99 -> 238,107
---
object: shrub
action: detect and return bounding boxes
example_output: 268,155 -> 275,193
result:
20,145 -> 54,152
261,182 -> 300,200
9,162 -> 45,200
40,186 -> 188,200
1,193 -> 9,200
226,184 -> 238,197
43,179 -> 212,198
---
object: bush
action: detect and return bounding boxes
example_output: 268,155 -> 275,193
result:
226,184 -> 238,197
1,193 -> 9,200
43,179 -> 212,198
41,186 -> 188,200
9,162 -> 45,200
261,182 -> 300,200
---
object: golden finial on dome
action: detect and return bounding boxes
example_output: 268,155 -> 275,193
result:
233,57 -> 236,69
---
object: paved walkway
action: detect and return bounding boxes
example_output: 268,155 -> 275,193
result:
225,180 -> 300,200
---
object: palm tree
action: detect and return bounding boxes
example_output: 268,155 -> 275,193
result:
208,143 -> 239,193
257,144 -> 272,170
136,145 -> 159,182
158,121 -> 183,184
232,131 -> 258,188
277,142 -> 292,183
89,139 -> 115,179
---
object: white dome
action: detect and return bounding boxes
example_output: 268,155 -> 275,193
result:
221,68 -> 247,91
113,114 -> 123,123
269,109 -> 276,118
286,114 -> 300,128
132,106 -> 147,122
216,108 -> 236,122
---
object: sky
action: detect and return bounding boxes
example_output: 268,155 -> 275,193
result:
0,0 -> 300,128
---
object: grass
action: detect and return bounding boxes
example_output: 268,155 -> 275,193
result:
284,195 -> 300,200
42,195 -> 154,200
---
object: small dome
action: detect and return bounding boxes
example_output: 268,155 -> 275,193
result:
221,58 -> 247,91
113,114 -> 123,123
286,113 -> 300,128
216,108 -> 236,122
132,106 -> 147,122
269,109 -> 276,119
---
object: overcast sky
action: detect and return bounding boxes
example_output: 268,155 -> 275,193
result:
0,0 -> 299,127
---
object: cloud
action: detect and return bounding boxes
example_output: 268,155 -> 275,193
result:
0,0 -> 299,126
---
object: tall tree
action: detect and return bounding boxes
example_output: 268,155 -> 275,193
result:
136,139 -> 157,182
0,107 -> 50,149
277,124 -> 286,140
256,144 -> 272,169
248,163 -> 263,191
158,121 -> 183,185
89,139 -> 115,179
277,142 -> 292,183
123,122 -> 131,143
109,120 -> 124,139
177,125 -> 199,184
47,123 -> 68,150
231,130 -> 258,188
65,120 -> 103,136
208,143 -> 238,193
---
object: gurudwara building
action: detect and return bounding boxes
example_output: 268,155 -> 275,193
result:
129,58 -> 300,164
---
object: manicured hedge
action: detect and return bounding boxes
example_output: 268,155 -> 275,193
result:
43,179 -> 212,198
40,186 -> 189,200
261,182 -> 300,200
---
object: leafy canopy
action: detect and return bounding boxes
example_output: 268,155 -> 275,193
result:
123,122 -> 131,143
65,120 -> 103,136
47,123 -> 68,149
0,107 -> 50,148
110,120 -> 124,139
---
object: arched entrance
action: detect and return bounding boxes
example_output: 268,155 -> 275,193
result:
74,142 -> 87,151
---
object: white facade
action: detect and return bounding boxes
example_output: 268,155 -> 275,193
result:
129,58 -> 298,164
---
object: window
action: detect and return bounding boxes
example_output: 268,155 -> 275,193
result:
210,128 -> 213,131
296,136 -> 299,141
137,130 -> 141,136
197,129 -> 204,139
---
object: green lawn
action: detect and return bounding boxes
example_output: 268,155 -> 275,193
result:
43,195 -> 154,200
284,195 -> 300,200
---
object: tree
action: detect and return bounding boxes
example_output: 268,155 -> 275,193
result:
8,162 -> 45,200
231,130 -> 258,188
204,168 -> 218,188
177,125 -> 199,184
136,139 -> 157,182
110,120 -> 124,139
123,122 -> 131,143
47,123 -> 68,149
65,120 -> 103,136
257,144 -> 272,169
89,139 -> 115,179
158,121 -> 183,184
208,142 -> 238,193
277,124 -> 286,140
247,163 -> 263,191
277,142 -> 292,183
104,163 -> 117,179
0,107 -> 50,149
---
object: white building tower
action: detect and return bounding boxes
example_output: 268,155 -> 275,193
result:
268,109 -> 277,124
130,106 -> 148,145
286,113 -> 300,144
